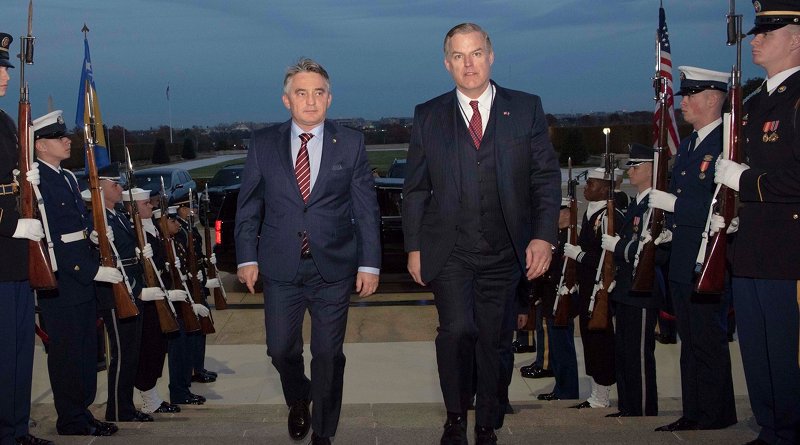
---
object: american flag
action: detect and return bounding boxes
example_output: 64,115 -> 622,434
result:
654,5 -> 680,157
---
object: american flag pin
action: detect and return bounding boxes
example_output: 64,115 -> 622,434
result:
503,111 -> 510,116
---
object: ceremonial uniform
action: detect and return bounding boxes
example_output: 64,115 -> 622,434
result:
723,6 -> 800,440
0,89 -> 37,444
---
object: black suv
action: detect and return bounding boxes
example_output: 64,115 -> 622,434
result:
201,164 -> 244,224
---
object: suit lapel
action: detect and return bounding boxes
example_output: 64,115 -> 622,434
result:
276,121 -> 302,200
492,85 -> 512,189
441,91 -> 461,197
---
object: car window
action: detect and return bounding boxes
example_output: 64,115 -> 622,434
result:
210,168 -> 243,187
388,160 -> 406,179
135,173 -> 172,190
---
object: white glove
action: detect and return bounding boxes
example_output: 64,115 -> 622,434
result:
94,266 -> 123,283
140,287 -> 166,301
606,280 -> 616,294
558,284 -> 577,296
192,304 -> 210,317
26,163 -> 40,186
12,219 -> 44,242
204,278 -> 221,289
709,214 -> 725,236
90,226 -> 115,245
173,257 -> 182,270
642,229 -> 673,245
601,234 -> 620,252
563,243 -> 583,261
727,216 -> 739,234
167,289 -> 190,302
136,243 -> 154,260
209,253 -> 217,265
714,159 -> 749,192
648,190 -> 677,212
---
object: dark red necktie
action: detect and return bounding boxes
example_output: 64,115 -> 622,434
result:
469,100 -> 483,149
295,133 -> 313,254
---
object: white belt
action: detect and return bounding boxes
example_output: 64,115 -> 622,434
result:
60,230 -> 87,243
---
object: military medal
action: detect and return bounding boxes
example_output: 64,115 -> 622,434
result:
762,120 -> 780,142
633,216 -> 640,235
699,155 -> 713,179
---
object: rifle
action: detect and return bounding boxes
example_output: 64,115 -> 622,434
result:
185,190 -> 215,334
124,148 -> 178,333
82,80 -> 137,319
695,0 -> 742,294
588,129 -> 615,331
17,1 -> 57,290
202,183 -> 227,310
631,34 -> 671,293
158,178 -> 201,333
552,157 -> 578,327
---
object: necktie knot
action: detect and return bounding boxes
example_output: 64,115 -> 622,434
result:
299,133 -> 313,145
469,100 -> 479,112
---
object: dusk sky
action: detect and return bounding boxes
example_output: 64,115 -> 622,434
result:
3,0 -> 760,130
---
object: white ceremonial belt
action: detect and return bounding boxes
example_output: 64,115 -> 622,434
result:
60,230 -> 87,243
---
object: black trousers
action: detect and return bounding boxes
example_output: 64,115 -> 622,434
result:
548,320 -> 579,399
430,245 -> 519,428
671,281 -> 736,428
39,298 -> 97,435
167,319 -> 197,402
0,281 -> 34,444
614,304 -> 658,416
264,257 -> 354,439
578,314 -> 616,386
135,302 -> 168,391
100,307 -> 143,421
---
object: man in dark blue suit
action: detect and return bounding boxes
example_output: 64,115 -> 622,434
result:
649,67 -> 737,432
402,23 -> 561,445
235,58 -> 381,445
32,110 -> 123,437
0,34 -> 51,445
715,3 -> 800,443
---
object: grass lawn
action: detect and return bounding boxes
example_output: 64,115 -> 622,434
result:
187,149 -> 408,179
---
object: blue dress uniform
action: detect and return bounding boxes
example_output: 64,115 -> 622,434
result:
610,183 -> 659,417
96,205 -> 144,422
36,161 -> 103,435
729,6 -> 800,440
665,122 -> 737,429
0,96 -> 36,443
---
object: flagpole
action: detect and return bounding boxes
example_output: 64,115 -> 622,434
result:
167,83 -> 173,144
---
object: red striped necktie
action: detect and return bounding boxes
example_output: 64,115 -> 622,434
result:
469,100 -> 483,149
295,133 -> 313,254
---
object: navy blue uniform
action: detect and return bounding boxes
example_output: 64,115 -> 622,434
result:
36,162 -> 102,435
0,109 -> 35,445
733,72 -> 800,444
610,192 -> 659,416
667,123 -> 736,429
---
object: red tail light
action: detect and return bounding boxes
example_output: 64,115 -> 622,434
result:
215,220 -> 222,245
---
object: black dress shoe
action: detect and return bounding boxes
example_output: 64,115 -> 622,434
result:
655,417 -> 699,431
511,340 -> 536,354
154,401 -> 181,413
520,364 -> 554,379
571,401 -> 592,409
504,403 -> 515,415
132,410 -> 154,422
172,395 -> 204,405
537,392 -> 559,401
199,368 -> 218,378
288,399 -> 311,441
655,333 -> 677,344
191,373 -> 216,383
440,412 -> 467,445
474,425 -> 497,445
89,418 -> 119,436
189,393 -> 206,403
15,433 -> 54,445
310,432 -> 331,445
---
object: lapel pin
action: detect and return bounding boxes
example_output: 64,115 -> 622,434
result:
778,85 -> 787,93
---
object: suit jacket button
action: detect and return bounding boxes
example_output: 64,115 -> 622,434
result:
297,232 -> 303,237
304,207 -> 308,213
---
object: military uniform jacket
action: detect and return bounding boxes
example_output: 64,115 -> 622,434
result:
536,226 -> 581,319
735,71 -> 800,279
106,208 -> 144,300
0,109 -> 29,281
576,204 -> 624,314
37,163 -> 99,307
611,192 -> 660,309
666,124 -> 722,284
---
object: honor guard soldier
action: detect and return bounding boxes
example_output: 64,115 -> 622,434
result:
92,165 -> 157,423
601,144 -> 659,417
564,168 -> 623,410
32,110 -> 122,437
649,67 -> 738,432
714,2 -> 800,443
0,33 -> 51,445
127,190 -> 182,415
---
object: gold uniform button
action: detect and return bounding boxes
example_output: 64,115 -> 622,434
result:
681,171 -> 686,176
74,265 -> 80,271
793,214 -> 799,220
672,224 -> 677,229
677,189 -> 682,194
